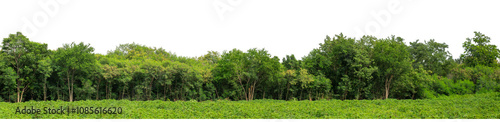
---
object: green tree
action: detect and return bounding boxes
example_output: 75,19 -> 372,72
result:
460,31 -> 500,67
37,57 -> 53,101
0,53 -> 18,102
2,32 -> 50,102
214,48 -> 281,100
296,68 -> 315,101
282,54 -> 301,70
373,36 -> 412,99
283,69 -> 297,100
53,42 -> 96,102
139,59 -> 165,100
302,34 -> 377,100
91,55 -> 104,100
409,39 -> 454,76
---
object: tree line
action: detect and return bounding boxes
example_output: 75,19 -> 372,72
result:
1,32 -> 499,102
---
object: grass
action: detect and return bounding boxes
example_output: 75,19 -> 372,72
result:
1,92 -> 499,119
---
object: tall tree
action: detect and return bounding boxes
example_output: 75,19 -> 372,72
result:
0,53 -> 18,102
373,36 -> 412,99
460,31 -> 500,67
214,48 -> 281,100
2,32 -> 49,102
53,42 -> 96,102
296,68 -> 315,101
37,57 -> 53,101
302,34 -> 377,99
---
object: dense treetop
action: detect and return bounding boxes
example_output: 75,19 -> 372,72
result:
0,31 -> 499,102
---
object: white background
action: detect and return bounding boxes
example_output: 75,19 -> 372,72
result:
1,1 -> 500,121
1,0 -> 499,60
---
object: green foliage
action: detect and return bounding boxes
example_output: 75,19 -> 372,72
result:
282,54 -> 301,70
372,36 -> 412,99
0,53 -> 18,102
460,31 -> 500,67
476,76 -> 499,93
303,34 -> 379,100
1,31 -> 500,104
0,93 -> 498,119
213,48 -> 282,100
1,32 -> 50,102
52,42 -> 96,102
451,80 -> 475,95
409,39 -> 454,76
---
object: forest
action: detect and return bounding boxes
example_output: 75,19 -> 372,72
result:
1,31 -> 499,103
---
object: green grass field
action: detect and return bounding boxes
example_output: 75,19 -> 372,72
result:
1,92 -> 499,119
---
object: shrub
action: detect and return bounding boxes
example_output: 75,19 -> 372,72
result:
476,76 -> 499,93
451,80 -> 475,95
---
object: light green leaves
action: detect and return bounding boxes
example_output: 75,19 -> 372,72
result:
461,32 -> 500,67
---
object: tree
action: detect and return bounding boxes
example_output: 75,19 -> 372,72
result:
282,69 -> 296,100
348,36 -> 378,100
2,32 -> 49,102
214,49 -> 246,100
214,48 -> 281,100
373,36 -> 412,99
116,60 -> 136,100
409,39 -> 454,76
296,68 -> 315,101
107,43 -> 176,61
0,53 -> 18,102
37,57 -> 53,101
282,54 -> 301,70
302,34 -> 378,100
91,55 -> 104,100
460,31 -> 500,67
53,42 -> 96,102
244,48 -> 280,100
139,59 -> 165,100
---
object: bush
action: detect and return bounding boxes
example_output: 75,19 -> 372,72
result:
450,80 -> 475,95
420,88 -> 436,99
427,75 -> 452,96
476,76 -> 499,93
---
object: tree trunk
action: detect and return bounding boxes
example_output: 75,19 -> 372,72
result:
57,83 -> 60,100
263,91 -> 265,99
384,75 -> 394,99
8,88 -> 11,102
299,90 -> 303,100
105,81 -> 108,99
15,57 -> 21,103
148,77 -> 154,100
17,80 -> 20,102
286,83 -> 290,100
20,83 -> 30,102
237,75 -> 247,101
250,80 -> 258,100
107,82 -> 112,99
43,78 -> 47,101
69,71 -> 75,102
96,79 -> 100,100
122,85 -> 126,99
164,85 -> 167,101
68,77 -> 71,102
71,80 -> 74,101
309,91 -> 312,101
67,70 -> 71,102
156,86 -> 160,100
248,87 -> 251,100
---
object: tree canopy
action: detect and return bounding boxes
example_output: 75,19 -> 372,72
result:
1,31 -> 499,102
